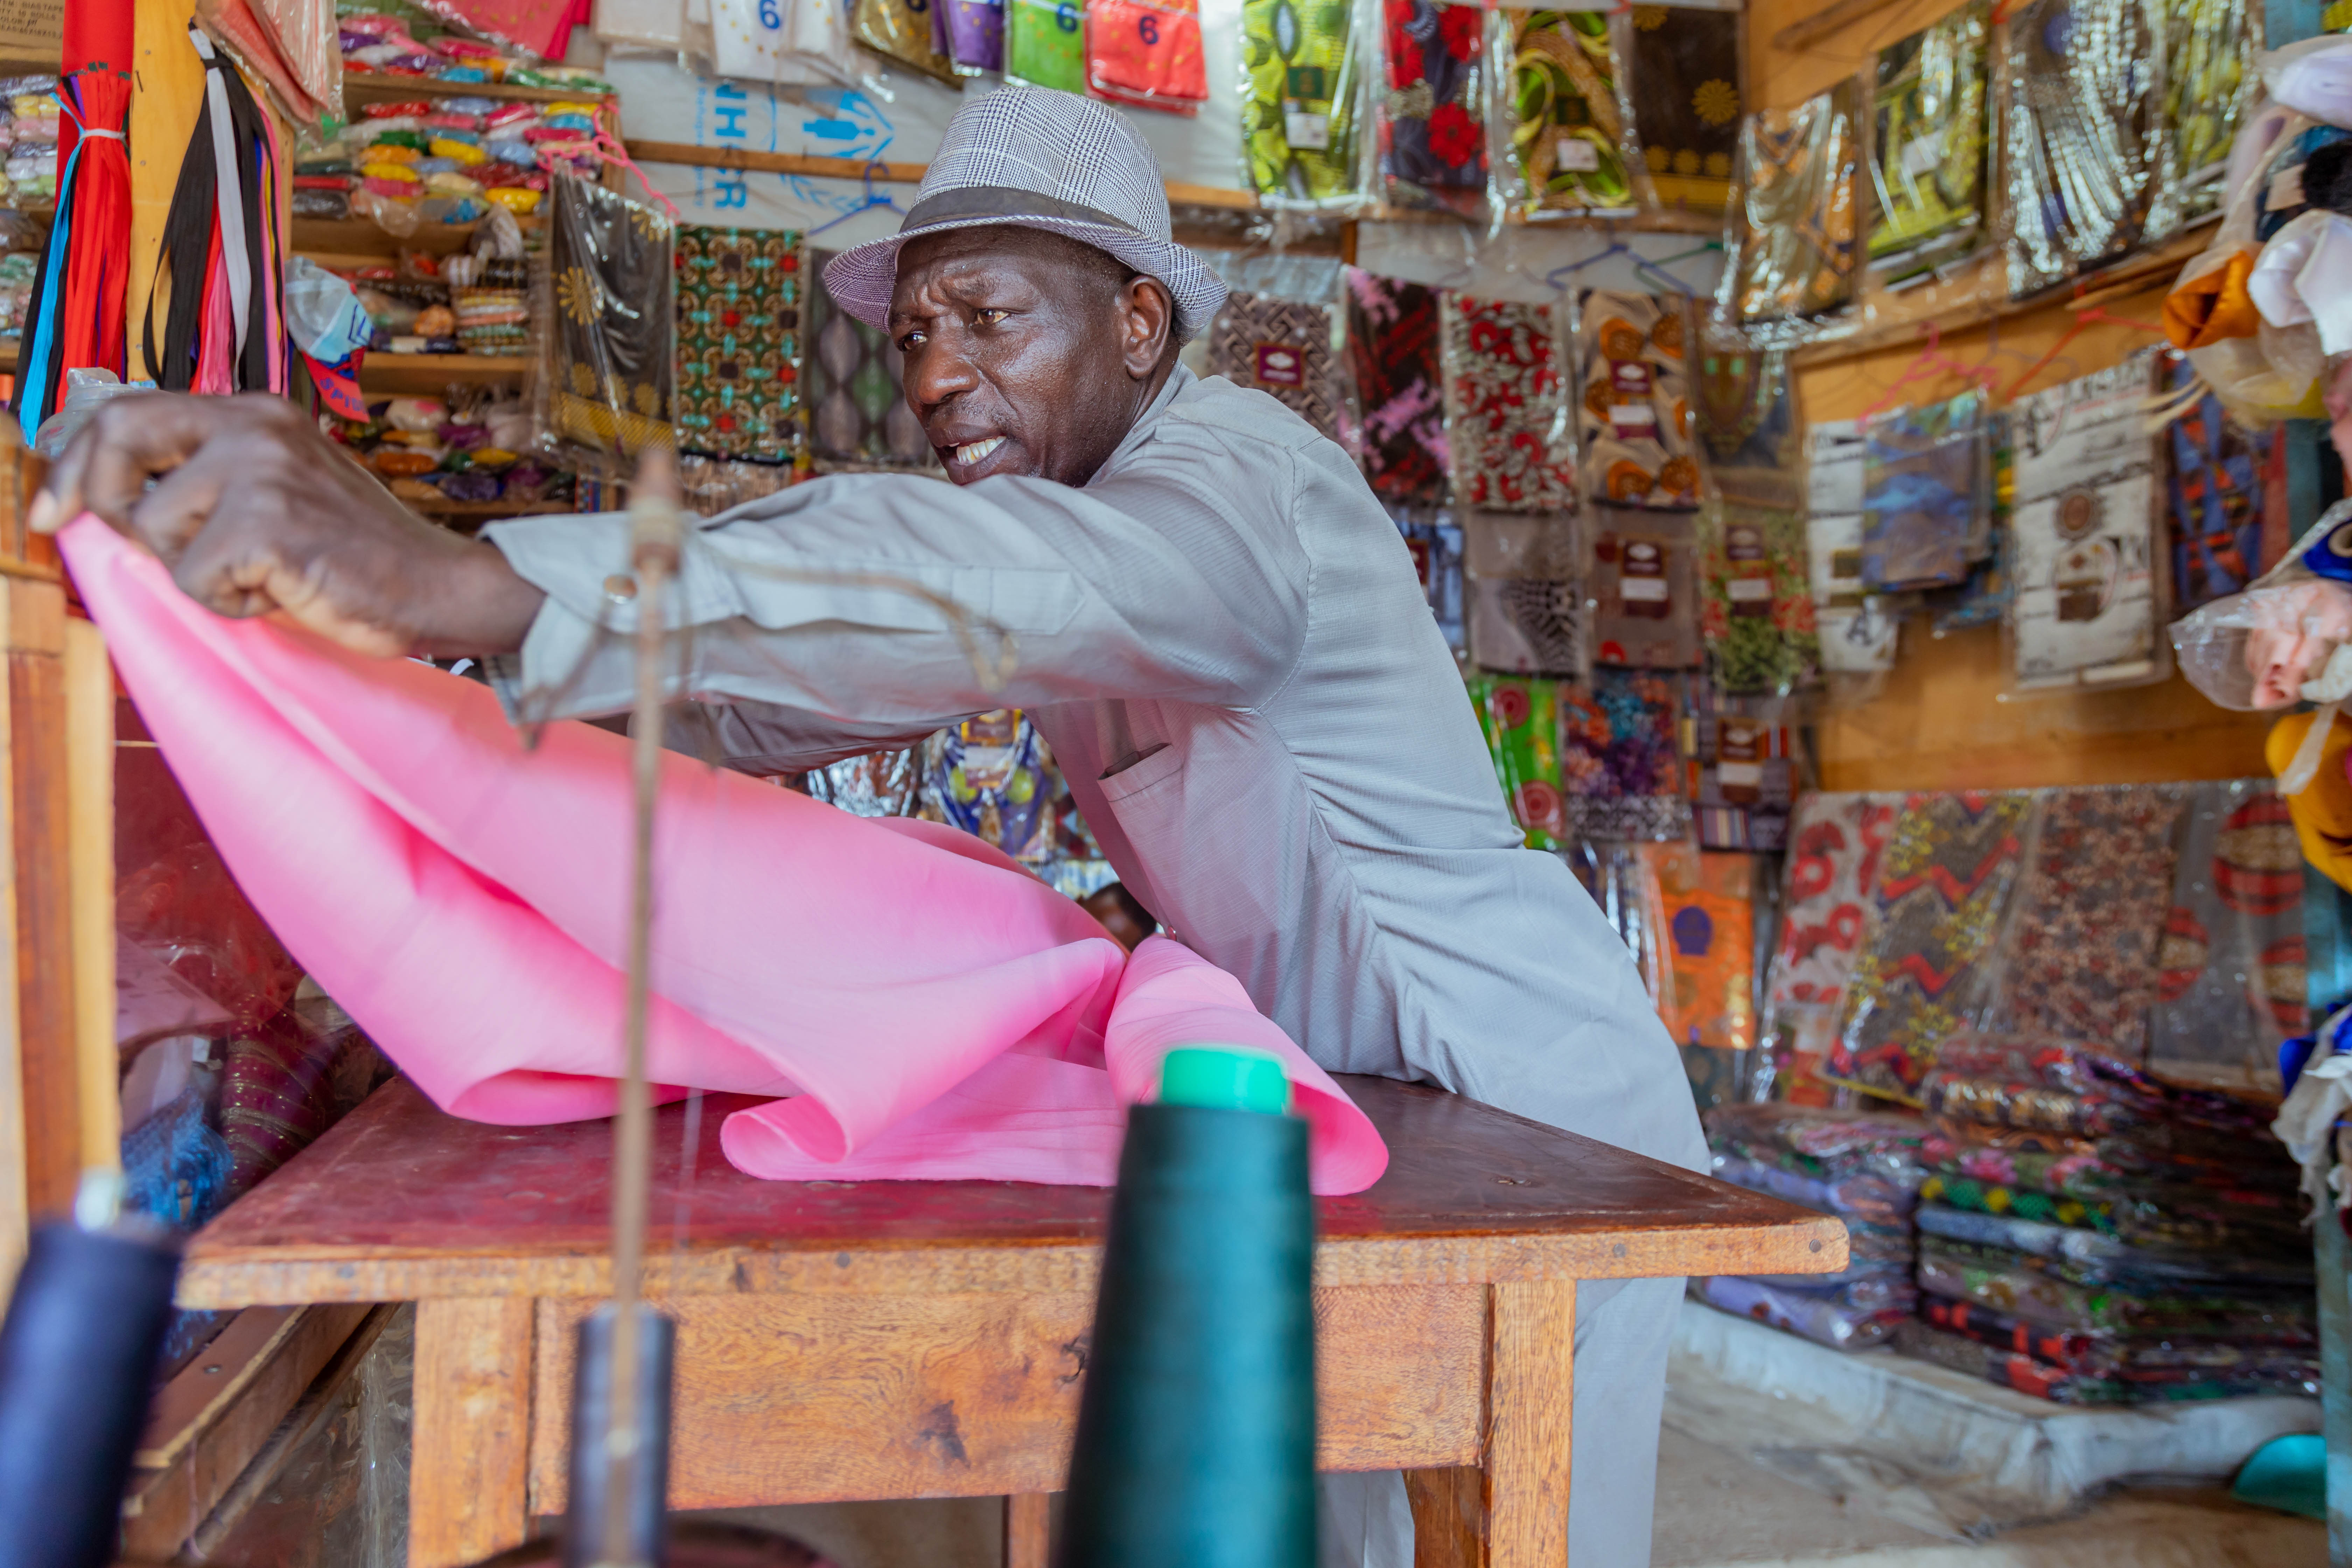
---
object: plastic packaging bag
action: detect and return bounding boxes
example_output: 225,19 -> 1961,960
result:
1722,82 -> 1860,342
1588,510 -> 1702,668
1375,0 -> 1489,218
1861,390 -> 1989,592
2147,779 -> 2304,1093
2007,351 -> 2169,693
1241,0 -> 1365,206
2000,0 -> 2159,298
1440,292 -> 1576,511
1344,268 -> 1449,503
704,0 -> 860,85
1868,1 -> 1990,286
1804,419 -> 1902,679
853,0 -> 963,80
1087,0 -> 1209,113
1494,7 -> 1640,219
806,246 -> 939,471
1700,501 -> 1818,695
534,174 -> 677,477
2164,359 -> 2273,611
2149,0 -> 2254,240
1764,790 -> 1901,1021
1638,841 -> 1758,1048
1468,673 -> 1569,848
31,370 -> 158,460
1464,510 -> 1584,677
1558,669 -> 1690,840
284,256 -> 374,363
1624,2 -> 1740,216
1690,1273 -> 1911,1350
1574,289 -> 1697,510
1690,682 -> 1802,851
1205,288 -> 1340,437
1695,342 -> 1800,508
1005,0 -> 1087,89
1390,502 -> 1466,653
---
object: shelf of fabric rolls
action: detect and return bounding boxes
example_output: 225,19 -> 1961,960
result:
355,352 -> 531,395
339,72 -> 617,109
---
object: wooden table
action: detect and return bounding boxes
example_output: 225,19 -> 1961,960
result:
176,1076 -> 1845,1568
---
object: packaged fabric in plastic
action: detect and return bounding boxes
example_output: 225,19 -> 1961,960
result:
1468,674 -> 1569,849
1637,842 -> 1757,1048
1574,290 -> 1697,510
806,247 -> 938,471
1344,268 -> 1449,504
1691,1273 -> 1912,1351
1441,292 -> 1575,511
1802,418 -> 1900,677
1588,511 -> 1702,668
1765,791 -> 1900,1018
1868,2 -> 1990,286
2165,358 -> 2273,612
1707,1101 -> 1931,1189
1701,502 -> 1818,696
1376,0 -> 1489,217
1496,7 -> 1639,218
1206,288 -> 1339,437
1711,1153 -> 1922,1224
1999,0 -> 2158,298
1464,510 -> 1584,678
855,0 -> 963,83
1690,687 -> 1798,851
2008,352 -> 2167,693
1559,670 -> 1690,841
534,175 -> 676,477
1087,0 -> 1209,114
1922,1170 -> 2116,1230
1916,1238 -> 2315,1337
1005,0 -> 1087,89
2148,780 -> 2303,1092
1571,838 -> 1671,997
1391,504 -> 1466,653
1723,83 -> 1860,342
2149,0 -> 2254,240
1241,0 -> 1364,205
939,0 -> 1007,72
1696,342 -> 1800,507
1828,791 -> 2036,1104
1625,3 -> 1740,215
1987,784 -> 2189,1056
674,225 -> 806,465
1861,391 -> 1988,592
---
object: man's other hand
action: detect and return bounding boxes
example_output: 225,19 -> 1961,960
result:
30,392 -> 546,658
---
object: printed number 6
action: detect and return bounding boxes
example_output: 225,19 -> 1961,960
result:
1055,1 -> 1078,28
1138,13 -> 1158,42
757,0 -> 779,24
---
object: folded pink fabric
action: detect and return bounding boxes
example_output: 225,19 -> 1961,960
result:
61,515 -> 1388,1194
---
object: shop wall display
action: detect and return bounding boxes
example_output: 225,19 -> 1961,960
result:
674,224 -> 806,466
1626,2 -> 1740,212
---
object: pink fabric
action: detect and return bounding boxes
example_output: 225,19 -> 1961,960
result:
62,516 -> 1388,1193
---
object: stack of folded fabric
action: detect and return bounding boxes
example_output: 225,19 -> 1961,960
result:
1899,1033 -> 2317,1403
1692,1104 -> 1932,1350
450,257 -> 531,357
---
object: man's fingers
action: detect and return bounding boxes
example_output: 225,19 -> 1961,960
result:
31,393 -> 241,538
123,444 -> 236,564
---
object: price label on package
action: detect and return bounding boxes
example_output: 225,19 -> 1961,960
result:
1555,138 -> 1601,173
1285,109 -> 1331,150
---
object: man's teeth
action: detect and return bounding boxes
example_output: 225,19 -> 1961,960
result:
954,436 -> 1006,465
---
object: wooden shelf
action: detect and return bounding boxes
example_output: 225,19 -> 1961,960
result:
294,215 -> 544,260
409,498 -> 575,519
341,72 -> 615,108
0,338 -> 17,371
358,353 -> 529,394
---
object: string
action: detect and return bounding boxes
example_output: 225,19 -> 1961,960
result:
2001,303 -> 2168,401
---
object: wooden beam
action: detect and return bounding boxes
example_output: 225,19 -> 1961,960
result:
7,569 -> 75,1219
410,1297 -> 537,1568
1772,0 -> 1913,52
623,140 -> 1263,212
63,617 -> 114,1181
1004,1493 -> 1053,1568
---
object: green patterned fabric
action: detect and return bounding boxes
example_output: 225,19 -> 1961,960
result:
1006,0 -> 1086,90
1242,0 -> 1360,203
675,225 -> 805,465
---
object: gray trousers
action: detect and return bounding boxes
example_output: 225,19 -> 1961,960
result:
1316,1275 -> 1682,1568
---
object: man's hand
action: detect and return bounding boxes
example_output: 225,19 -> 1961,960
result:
31,392 -> 547,658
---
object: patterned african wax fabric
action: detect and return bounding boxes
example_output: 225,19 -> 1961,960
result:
1206,290 -> 1339,438
1625,3 -> 1740,212
2000,0 -> 2157,296
2151,0 -> 2253,238
1243,0 -> 1362,203
1729,82 -> 1860,330
1345,269 -> 1448,503
1440,293 -> 1575,511
1640,843 -> 1757,1048
1378,0 -> 1488,216
1575,289 -> 1696,510
2164,356 -> 2269,611
1559,669 -> 1689,841
1766,791 -> 1900,1017
1468,674 -> 1567,850
2147,780 -> 2305,1091
675,225 -> 805,465
1503,7 -> 1636,215
541,175 -> 676,474
805,247 -> 938,472
1867,3 -> 1989,281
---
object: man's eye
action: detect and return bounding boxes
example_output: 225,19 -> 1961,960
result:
975,309 -> 1008,326
899,330 -> 926,350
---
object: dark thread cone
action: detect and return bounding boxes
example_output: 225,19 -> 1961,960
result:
563,1302 -> 676,1568
0,1221 -> 180,1568
1056,1095 -> 1317,1568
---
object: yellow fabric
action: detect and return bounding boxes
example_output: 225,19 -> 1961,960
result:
2164,250 -> 2263,350
2267,709 -> 2352,892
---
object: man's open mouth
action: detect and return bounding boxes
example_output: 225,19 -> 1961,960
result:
952,436 -> 1007,467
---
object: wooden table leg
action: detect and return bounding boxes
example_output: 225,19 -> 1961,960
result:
410,1297 -> 537,1568
1405,1280 -> 1576,1568
1003,1492 -> 1053,1568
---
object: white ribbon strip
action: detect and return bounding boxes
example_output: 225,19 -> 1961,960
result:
190,29 -> 252,359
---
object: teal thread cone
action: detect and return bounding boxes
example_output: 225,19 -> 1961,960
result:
1056,1048 -> 1317,1568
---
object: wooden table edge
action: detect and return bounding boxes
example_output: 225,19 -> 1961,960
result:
175,1214 -> 1848,1308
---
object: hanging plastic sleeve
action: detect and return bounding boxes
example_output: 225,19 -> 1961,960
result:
190,30 -> 253,360
2281,699 -> 2344,795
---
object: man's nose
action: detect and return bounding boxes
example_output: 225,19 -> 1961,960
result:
903,331 -> 981,414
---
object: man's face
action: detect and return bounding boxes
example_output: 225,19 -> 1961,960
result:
889,226 -> 1175,488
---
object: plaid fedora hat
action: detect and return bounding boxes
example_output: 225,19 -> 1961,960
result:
821,86 -> 1227,341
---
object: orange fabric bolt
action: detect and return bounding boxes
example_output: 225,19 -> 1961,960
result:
2164,250 -> 2263,350
2267,708 -> 2352,894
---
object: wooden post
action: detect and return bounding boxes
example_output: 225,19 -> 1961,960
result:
63,617 -> 115,1186
410,1297 -> 539,1568
1480,1281 -> 1573,1568
7,562 -> 77,1223
1003,1492 -> 1052,1568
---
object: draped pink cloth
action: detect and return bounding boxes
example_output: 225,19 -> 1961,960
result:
63,515 -> 1388,1194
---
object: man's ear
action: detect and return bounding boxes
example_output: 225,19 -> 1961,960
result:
1120,276 -> 1175,379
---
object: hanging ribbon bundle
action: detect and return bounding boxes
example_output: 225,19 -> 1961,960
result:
144,28 -> 290,398
11,0 -> 136,441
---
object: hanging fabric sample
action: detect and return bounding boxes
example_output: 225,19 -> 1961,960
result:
1701,502 -> 1818,695
1559,669 -> 1691,841
1392,503 -> 1466,652
1805,419 -> 1900,675
1691,688 -> 1798,852
2008,353 -> 2165,692
1867,2 -> 1989,284
1500,7 -> 1638,217
855,0 -> 963,83
537,173 -> 676,474
1006,0 -> 1087,88
1625,2 -> 1740,213
806,246 -> 938,471
1464,509 -> 1583,677
1241,0 -> 1362,205
2000,0 -> 2158,297
1589,511 -> 1702,668
134,29 -> 290,404
2150,0 -> 2252,237
2165,356 -> 2268,611
1829,790 -> 2036,1104
1640,842 -> 1757,1048
1468,674 -> 1569,849
60,514 -> 1390,1196
1696,342 -> 1799,507
14,1 -> 134,440
1377,0 -> 1487,216
1087,0 -> 1209,114
1991,785 -> 2189,1057
1441,292 -> 1576,511
674,224 -> 805,465
1575,289 -> 1696,510
1345,268 -> 1448,503
1206,288 -> 1339,438
941,0 -> 1007,72
1860,391 -> 1987,592
1727,82 -> 1860,336
1765,791 -> 1900,1018
2148,780 -> 2305,1092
